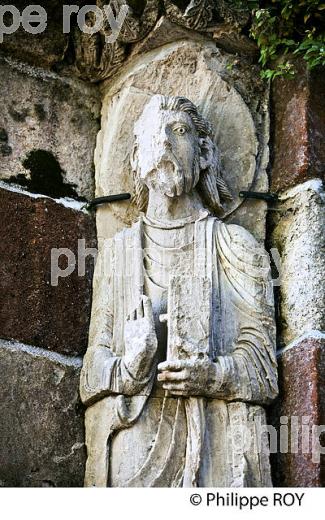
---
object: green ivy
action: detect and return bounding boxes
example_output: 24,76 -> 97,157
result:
235,0 -> 325,79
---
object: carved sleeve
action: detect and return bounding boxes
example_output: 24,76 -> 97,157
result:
213,224 -> 278,405
80,235 -> 154,406
79,239 -> 121,405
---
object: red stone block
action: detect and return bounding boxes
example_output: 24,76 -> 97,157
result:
269,335 -> 325,486
271,60 -> 325,192
0,186 -> 96,356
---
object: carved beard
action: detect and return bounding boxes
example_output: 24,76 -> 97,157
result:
144,153 -> 200,198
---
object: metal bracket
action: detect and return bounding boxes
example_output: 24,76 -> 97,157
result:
239,191 -> 278,203
85,191 -> 278,210
86,193 -> 131,210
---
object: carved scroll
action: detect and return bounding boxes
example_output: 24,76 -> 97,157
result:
164,0 -> 215,31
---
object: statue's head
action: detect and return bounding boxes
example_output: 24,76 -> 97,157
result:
131,94 -> 232,215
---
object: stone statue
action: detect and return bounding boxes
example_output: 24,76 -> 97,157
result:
80,95 -> 278,487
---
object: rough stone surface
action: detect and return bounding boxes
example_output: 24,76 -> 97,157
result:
0,339 -> 85,487
62,0 -> 253,83
0,1 -> 83,70
131,16 -> 211,56
97,40 -> 269,242
271,61 -> 325,193
210,26 -> 258,58
270,179 -> 325,346
0,56 -> 100,200
0,0 -> 255,83
269,332 -> 325,487
0,184 -> 96,356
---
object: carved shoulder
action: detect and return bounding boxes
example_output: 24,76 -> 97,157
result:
215,221 -> 274,312
218,222 -> 271,274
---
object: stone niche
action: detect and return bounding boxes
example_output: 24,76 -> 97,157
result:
94,39 -> 270,243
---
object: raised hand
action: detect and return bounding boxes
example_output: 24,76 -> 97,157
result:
123,295 -> 158,382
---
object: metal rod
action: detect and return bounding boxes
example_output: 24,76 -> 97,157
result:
86,193 -> 131,210
239,191 -> 278,203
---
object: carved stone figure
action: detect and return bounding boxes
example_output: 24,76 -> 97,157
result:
80,94 -> 278,487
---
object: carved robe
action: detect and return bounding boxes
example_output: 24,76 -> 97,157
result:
80,214 -> 278,487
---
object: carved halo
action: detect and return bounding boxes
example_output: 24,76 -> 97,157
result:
95,43 -> 260,228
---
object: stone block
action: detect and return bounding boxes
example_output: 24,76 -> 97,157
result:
0,339 -> 85,487
0,56 -> 100,200
0,1 -> 83,70
271,179 -> 325,346
0,184 -> 96,356
271,61 -> 325,193
269,332 -> 325,487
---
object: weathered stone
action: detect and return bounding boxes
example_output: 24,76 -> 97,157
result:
0,339 -> 85,487
0,1 -> 83,70
132,13 -> 258,58
270,179 -> 325,346
210,26 -> 258,57
0,56 -> 100,200
271,61 -> 325,193
269,332 -> 325,487
0,184 -> 96,356
164,0 -> 250,32
97,40 -> 269,242
66,1 -> 254,83
131,16 -> 210,56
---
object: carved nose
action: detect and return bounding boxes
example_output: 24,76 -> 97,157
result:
159,129 -> 172,151
163,136 -> 172,151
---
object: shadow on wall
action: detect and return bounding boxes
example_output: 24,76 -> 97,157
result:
4,149 -> 85,200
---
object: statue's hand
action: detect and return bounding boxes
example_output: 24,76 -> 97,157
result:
157,358 -> 222,397
123,295 -> 158,383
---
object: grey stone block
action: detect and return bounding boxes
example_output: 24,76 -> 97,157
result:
0,339 -> 85,487
271,179 -> 325,345
0,56 -> 100,200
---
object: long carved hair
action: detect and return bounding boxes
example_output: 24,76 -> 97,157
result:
132,95 -> 233,215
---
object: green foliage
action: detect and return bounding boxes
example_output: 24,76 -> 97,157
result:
236,0 -> 325,79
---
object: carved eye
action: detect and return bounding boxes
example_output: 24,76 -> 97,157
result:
173,125 -> 189,136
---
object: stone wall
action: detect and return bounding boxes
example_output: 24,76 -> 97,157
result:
0,0 -> 324,487
268,63 -> 325,486
0,40 -> 100,485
